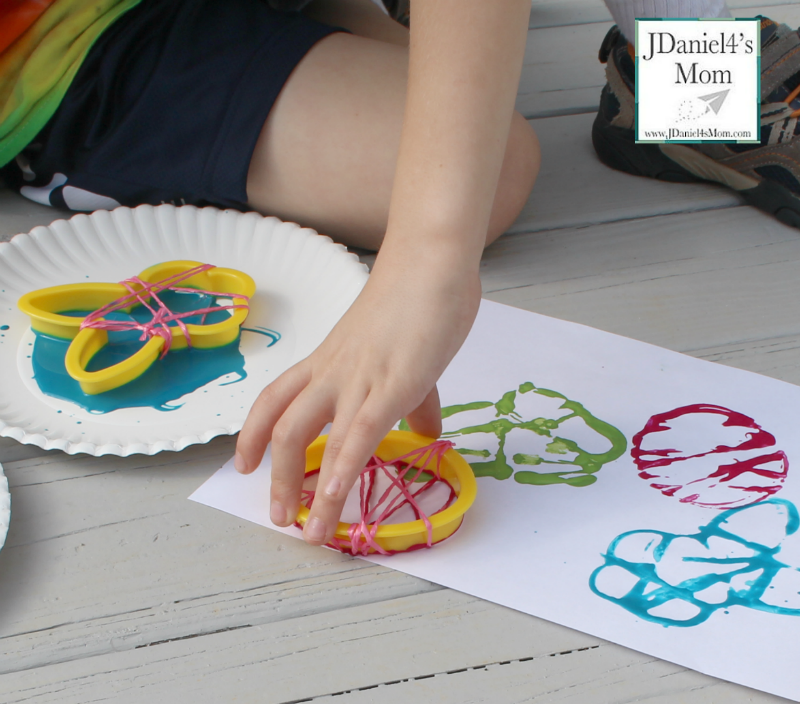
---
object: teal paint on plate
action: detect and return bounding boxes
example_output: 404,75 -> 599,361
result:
29,291 -> 280,413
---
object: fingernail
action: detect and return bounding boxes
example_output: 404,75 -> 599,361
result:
234,452 -> 248,474
270,501 -> 287,525
306,517 -> 326,543
324,476 -> 342,498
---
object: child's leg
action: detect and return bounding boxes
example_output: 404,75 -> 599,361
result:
247,7 -> 540,251
9,1 -> 351,215
11,0 -> 538,250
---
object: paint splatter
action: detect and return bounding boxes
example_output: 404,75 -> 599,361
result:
403,382 -> 626,487
241,326 -> 281,346
632,404 -> 787,508
590,498 -> 800,627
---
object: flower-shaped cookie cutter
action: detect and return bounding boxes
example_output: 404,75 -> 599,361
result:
18,260 -> 256,395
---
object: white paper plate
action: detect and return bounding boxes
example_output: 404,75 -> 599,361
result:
0,205 -> 369,456
0,463 -> 8,550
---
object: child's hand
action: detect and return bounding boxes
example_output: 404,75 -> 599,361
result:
235,0 -> 531,546
235,251 -> 481,545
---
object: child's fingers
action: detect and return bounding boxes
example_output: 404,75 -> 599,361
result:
235,363 -> 311,475
269,387 -> 335,527
304,395 -> 398,545
404,384 -> 442,439
301,394 -> 369,543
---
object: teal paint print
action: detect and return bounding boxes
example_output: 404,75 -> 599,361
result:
590,499 -> 800,627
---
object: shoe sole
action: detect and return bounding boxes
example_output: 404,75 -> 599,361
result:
592,111 -> 800,229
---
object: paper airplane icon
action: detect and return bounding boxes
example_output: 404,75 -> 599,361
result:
698,89 -> 730,115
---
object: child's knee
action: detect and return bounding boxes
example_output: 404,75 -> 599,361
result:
487,113 -> 540,246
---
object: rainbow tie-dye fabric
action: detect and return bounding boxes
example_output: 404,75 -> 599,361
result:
0,0 -> 141,169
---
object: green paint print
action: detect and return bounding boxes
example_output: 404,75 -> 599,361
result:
403,382 -> 626,487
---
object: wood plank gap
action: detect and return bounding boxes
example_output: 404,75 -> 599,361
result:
485,254 -> 770,301
279,646 -> 603,704
520,105 -> 599,121
135,624 -> 252,650
3,442 -> 235,489
529,17 -> 608,29
485,205 -> 755,297
0,438 -> 54,464
4,514 -> 156,550
687,333 -> 800,358
1,566 -> 380,644
527,0 -> 800,31
506,199 -> 742,239
0,568 -> 444,676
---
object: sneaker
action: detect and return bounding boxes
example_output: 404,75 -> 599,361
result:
382,0 -> 409,26
593,19 -> 800,228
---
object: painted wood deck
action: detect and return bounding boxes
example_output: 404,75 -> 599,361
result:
1,3 -> 798,702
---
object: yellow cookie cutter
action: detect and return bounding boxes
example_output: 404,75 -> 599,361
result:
17,260 -> 256,395
297,430 -> 478,554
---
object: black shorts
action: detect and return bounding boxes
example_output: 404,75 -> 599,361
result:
4,0 -> 342,211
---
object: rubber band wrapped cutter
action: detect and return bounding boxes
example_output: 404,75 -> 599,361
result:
17,260 -> 256,395
297,430 -> 478,555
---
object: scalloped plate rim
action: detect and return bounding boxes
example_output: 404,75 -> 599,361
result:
0,204 -> 369,457
0,463 -> 8,550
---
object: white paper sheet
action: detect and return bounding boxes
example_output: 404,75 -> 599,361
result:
190,299 -> 800,701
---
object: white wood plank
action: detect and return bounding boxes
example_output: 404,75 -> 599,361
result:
2,589 -> 789,704
529,0 -> 611,29
484,206 -> 800,358
516,21 -> 608,119
528,0 -> 800,29
490,204 -> 797,296
0,436 -> 52,464
512,113 -> 740,235
0,190 -> 66,242
519,4 -> 800,118
692,333 -> 800,384
0,440 -> 441,673
0,590 -> 601,704
321,644 -> 791,704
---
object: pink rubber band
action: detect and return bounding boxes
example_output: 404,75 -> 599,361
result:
300,439 -> 459,556
79,264 -> 250,356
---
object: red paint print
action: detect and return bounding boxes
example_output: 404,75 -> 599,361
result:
632,404 -> 788,509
